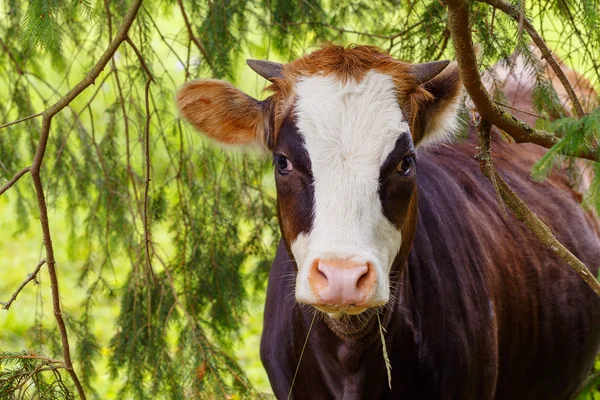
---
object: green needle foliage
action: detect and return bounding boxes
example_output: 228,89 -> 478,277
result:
0,350 -> 74,400
0,0 -> 599,398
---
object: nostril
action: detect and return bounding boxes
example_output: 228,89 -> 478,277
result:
312,259 -> 329,288
318,268 -> 328,281
356,263 -> 373,290
316,263 -> 330,287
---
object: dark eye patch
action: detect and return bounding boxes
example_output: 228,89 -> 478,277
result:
274,117 -> 312,176
378,133 -> 417,229
379,133 -> 416,178
273,115 -> 315,250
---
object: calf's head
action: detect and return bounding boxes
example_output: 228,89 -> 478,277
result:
177,45 -> 462,317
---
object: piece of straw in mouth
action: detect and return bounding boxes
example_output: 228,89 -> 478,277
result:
287,311 -> 317,400
378,312 -> 392,390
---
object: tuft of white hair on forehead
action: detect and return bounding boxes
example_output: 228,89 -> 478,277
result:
290,70 -> 406,305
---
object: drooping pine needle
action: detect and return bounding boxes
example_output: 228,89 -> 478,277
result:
287,311 -> 317,400
378,312 -> 392,390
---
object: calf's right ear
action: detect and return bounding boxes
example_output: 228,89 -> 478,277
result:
176,79 -> 272,149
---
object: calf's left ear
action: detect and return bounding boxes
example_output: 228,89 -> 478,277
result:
176,79 -> 272,149
409,62 -> 463,147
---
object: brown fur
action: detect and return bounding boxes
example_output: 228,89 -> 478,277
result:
544,52 -> 598,115
176,79 -> 271,147
487,46 -> 598,126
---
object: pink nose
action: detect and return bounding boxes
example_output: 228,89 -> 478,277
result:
308,259 -> 376,306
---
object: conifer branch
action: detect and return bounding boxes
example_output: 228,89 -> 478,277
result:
142,7 -> 189,78
272,21 -> 424,41
475,118 -> 600,297
177,0 -> 217,76
555,0 -> 600,87
156,253 -> 229,397
445,0 -> 598,161
478,0 -> 586,119
0,38 -> 24,76
129,35 -> 158,283
23,0 -> 144,398
50,71 -> 114,174
434,28 -> 451,60
29,123 -> 87,398
0,259 -> 46,310
104,0 -> 144,227
0,166 -> 31,197
41,1 -> 142,119
0,353 -> 64,365
125,37 -> 155,82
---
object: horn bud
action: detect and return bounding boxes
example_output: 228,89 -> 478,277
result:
246,59 -> 283,81
411,60 -> 450,84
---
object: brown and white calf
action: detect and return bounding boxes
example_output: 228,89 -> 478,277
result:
177,45 -> 600,399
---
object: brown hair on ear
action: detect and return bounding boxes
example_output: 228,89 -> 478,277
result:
409,63 -> 463,147
176,79 -> 272,148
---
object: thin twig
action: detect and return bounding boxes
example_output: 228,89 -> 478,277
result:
143,75 -> 156,283
126,32 -> 158,283
474,118 -> 509,218
1,259 -> 46,310
479,0 -> 585,118
50,70 -> 114,174
518,0 -> 525,40
0,113 -> 43,131
556,0 -> 600,85
177,0 -> 216,76
142,7 -> 188,78
125,37 -> 155,82
105,0 -> 143,230
0,166 -> 31,197
494,101 -> 549,120
475,118 -> 600,297
0,38 -> 24,75
433,28 -> 451,60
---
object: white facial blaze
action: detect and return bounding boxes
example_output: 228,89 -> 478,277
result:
291,71 -> 406,304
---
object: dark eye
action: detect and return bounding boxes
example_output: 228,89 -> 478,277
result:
397,156 -> 414,175
274,155 -> 293,175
